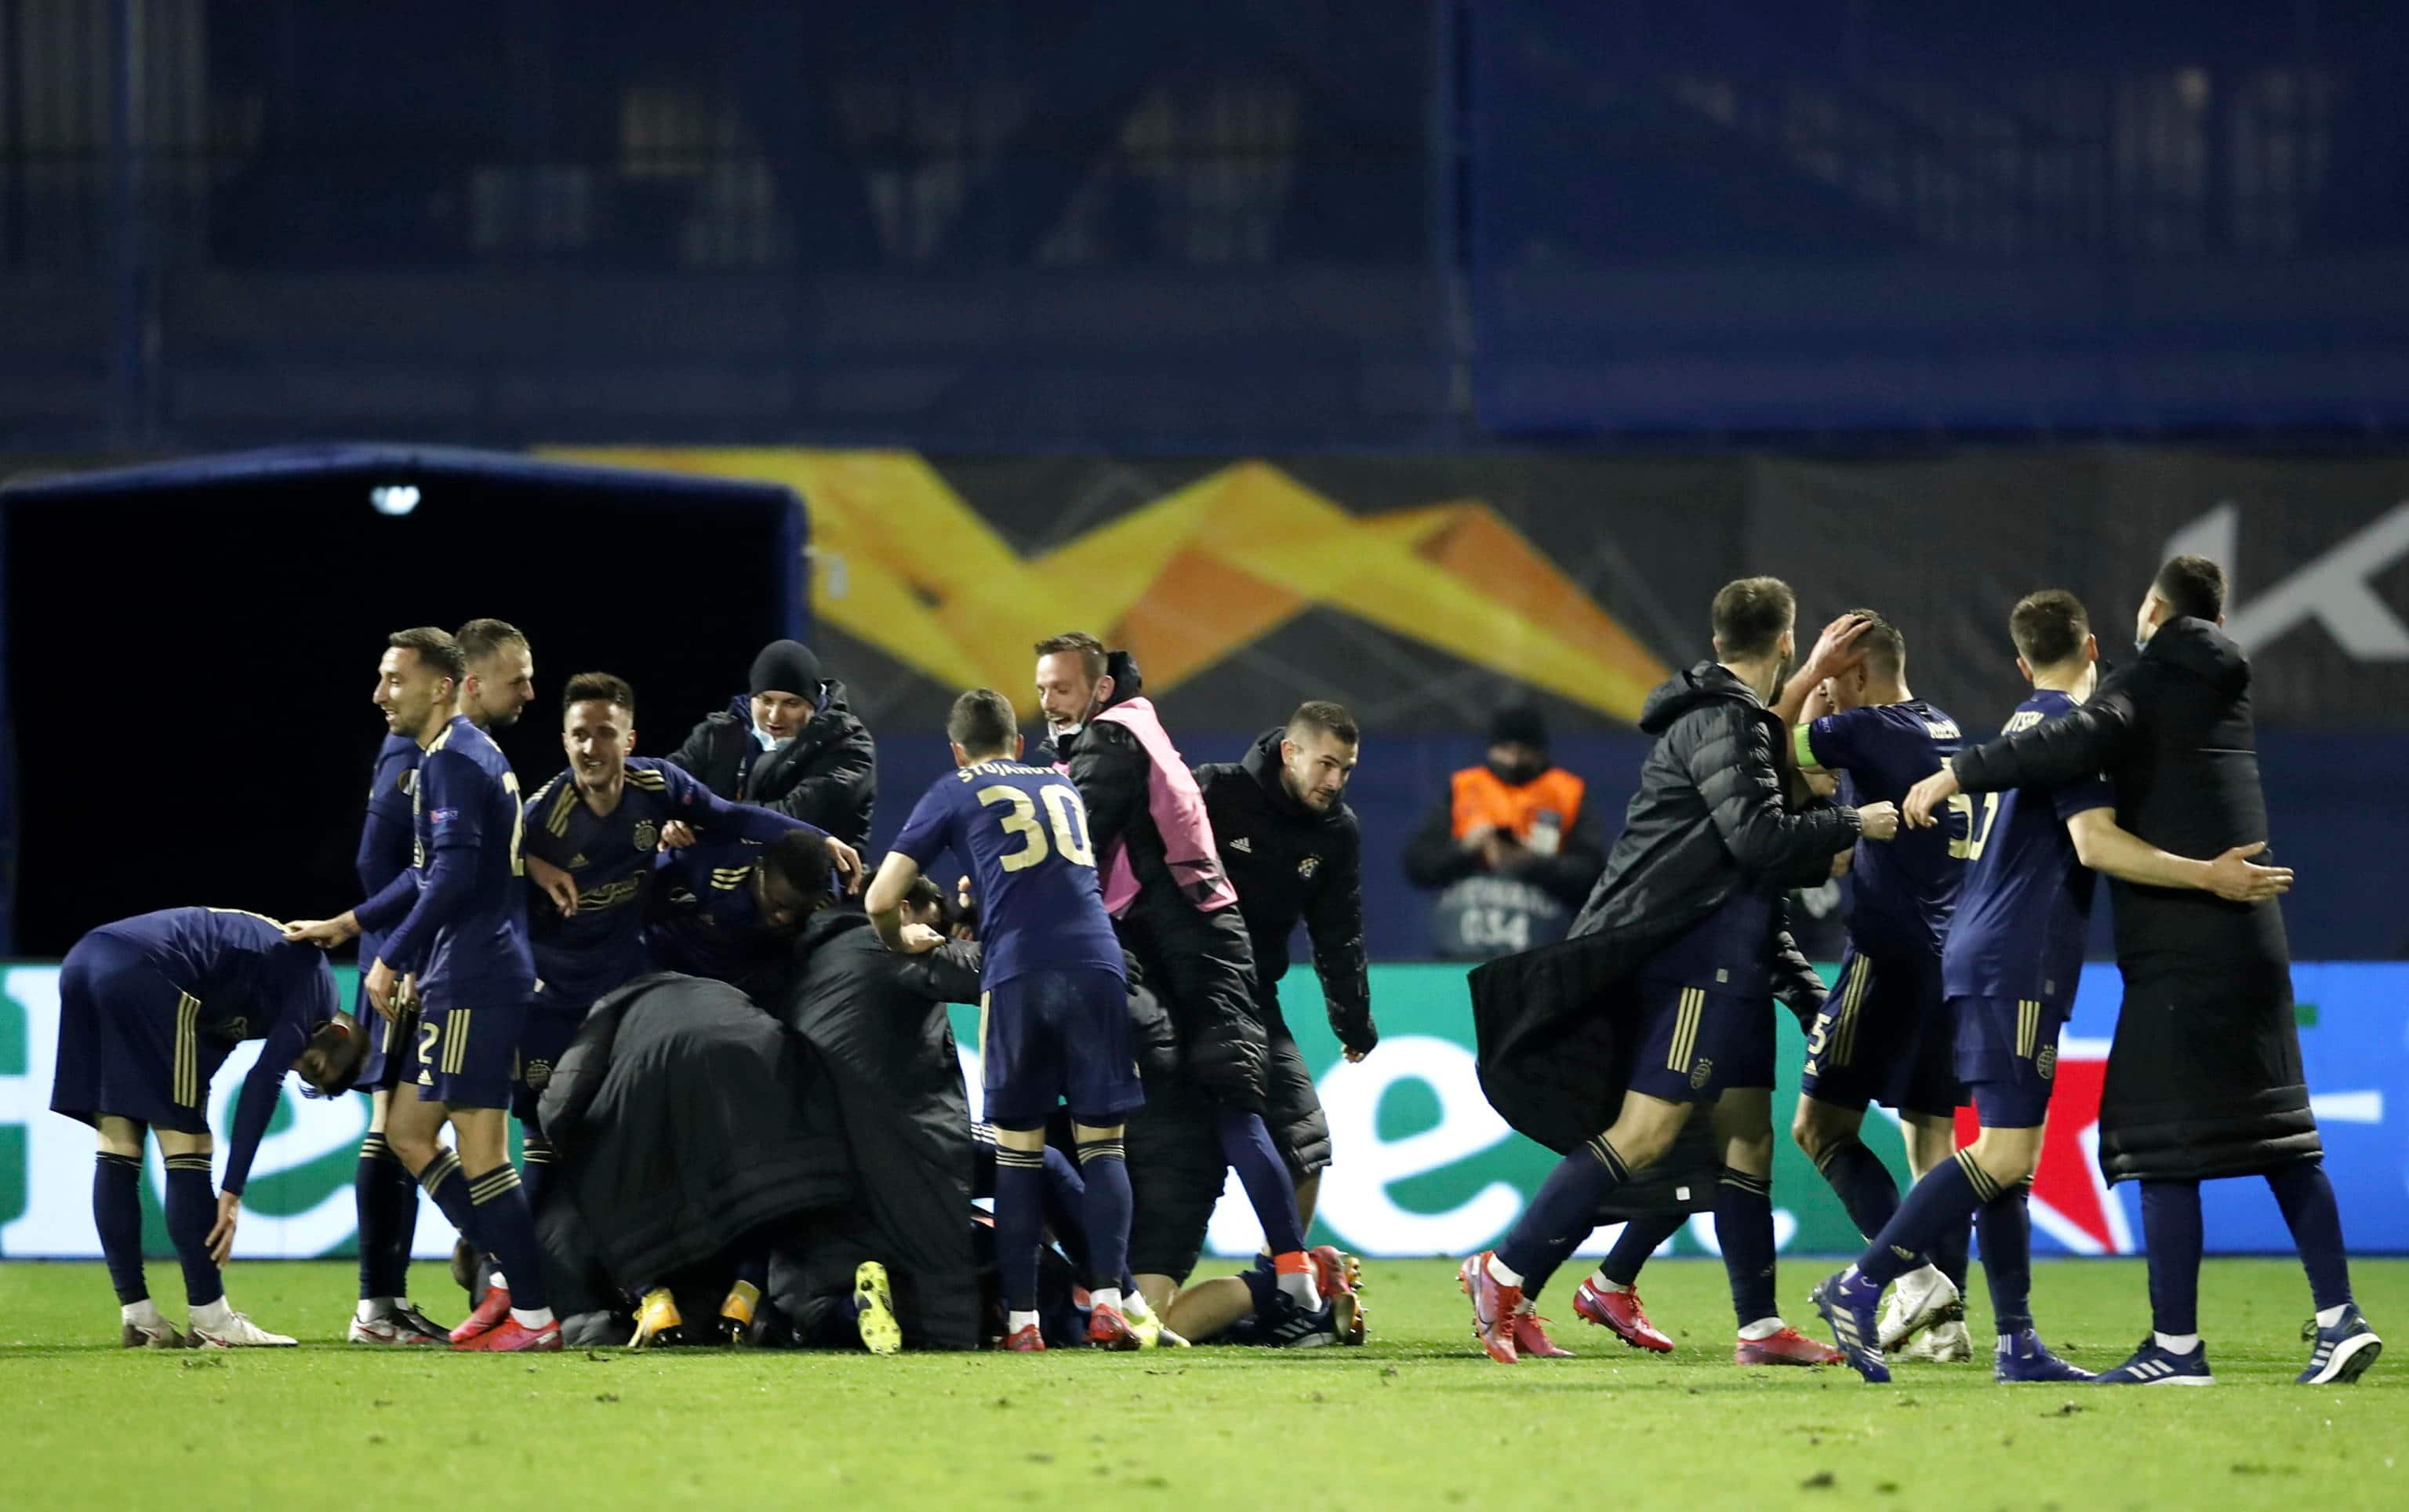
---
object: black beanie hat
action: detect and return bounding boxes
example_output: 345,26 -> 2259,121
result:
749,639 -> 823,698
1488,704 -> 1549,750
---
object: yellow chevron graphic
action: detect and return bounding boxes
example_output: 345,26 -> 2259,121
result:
545,449 -> 1669,721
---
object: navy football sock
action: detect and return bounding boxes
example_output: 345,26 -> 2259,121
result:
1859,1150 -> 1989,1288
1512,1226 -> 1589,1303
519,1130 -> 554,1218
1074,1134 -> 1135,1296
464,1162 -> 549,1314
1814,1136 -> 1902,1241
2265,1161 -> 2353,1312
1713,1169 -> 1778,1328
1977,1181 -> 2034,1336
1038,1144 -> 1092,1278
415,1149 -> 481,1259
1495,1136 -> 1629,1279
162,1154 -> 223,1308
1933,1209 -> 1972,1297
2139,1179 -> 2203,1336
355,1133 -> 417,1301
993,1145 -> 1047,1312
93,1152 -> 148,1304
375,1147 -> 421,1299
1600,1209 -> 1684,1288
1215,1108 -> 1306,1255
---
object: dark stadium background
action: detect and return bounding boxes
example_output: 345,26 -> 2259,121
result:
2,0 -> 2407,963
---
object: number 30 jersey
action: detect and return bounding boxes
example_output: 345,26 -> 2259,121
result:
889,758 -> 1125,990
1938,689 -> 2116,1008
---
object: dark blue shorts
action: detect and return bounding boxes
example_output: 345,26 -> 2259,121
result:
49,929 -> 229,1136
981,967 -> 1143,1129
511,1002 -> 583,1126
355,1003 -> 419,1093
1951,993 -> 2066,1129
1625,978 -> 1773,1106
412,998 -> 527,1111
1800,947 -> 1960,1118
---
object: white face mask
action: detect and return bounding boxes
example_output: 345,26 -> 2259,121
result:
752,724 -> 795,754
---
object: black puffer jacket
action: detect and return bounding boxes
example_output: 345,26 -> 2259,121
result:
1471,663 -> 1862,1154
771,913 -> 982,1350
1048,656 -> 1267,1111
668,684 -> 877,850
538,972 -> 852,1291
1949,617 -> 2317,1183
1193,729 -> 1375,1056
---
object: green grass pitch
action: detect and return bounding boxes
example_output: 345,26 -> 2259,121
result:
2,1257 -> 2403,1509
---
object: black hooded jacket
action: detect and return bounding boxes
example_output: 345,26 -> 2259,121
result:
1045,653 -> 1268,1110
1192,729 -> 1375,1055
1947,616 -> 2316,1182
1470,663 -> 1862,1153
668,683 -> 877,851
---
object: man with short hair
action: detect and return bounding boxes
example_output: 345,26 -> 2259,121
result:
517,671 -> 851,1345
668,638 -> 877,850
1463,577 -> 1897,1365
1785,609 -> 1976,1361
455,618 -> 537,731
285,627 -> 558,1351
1901,556 -> 2379,1387
1034,634 -> 1336,1330
1191,700 -> 1375,1221
866,687 -> 1145,1351
646,827 -> 841,991
53,907 -> 369,1347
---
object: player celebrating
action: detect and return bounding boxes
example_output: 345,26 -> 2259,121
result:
51,907 -> 369,1347
286,627 -> 558,1352
1807,591 -> 2114,1383
1786,609 -> 1974,1360
1903,557 -> 2371,1387
347,669 -> 444,1346
1463,579 -> 1892,1365
866,689 -> 1145,1352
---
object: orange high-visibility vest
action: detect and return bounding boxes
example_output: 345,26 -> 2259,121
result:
1450,765 -> 1585,844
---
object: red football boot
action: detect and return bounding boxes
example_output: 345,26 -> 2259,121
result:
1002,1323 -> 1045,1353
452,1317 -> 561,1353
1511,1307 -> 1574,1358
448,1285 -> 512,1345
1574,1278 -> 1675,1354
1458,1252 -> 1522,1365
1088,1302 -> 1142,1351
1734,1325 -> 1844,1367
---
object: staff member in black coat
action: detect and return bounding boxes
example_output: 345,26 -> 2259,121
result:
667,638 -> 877,851
1461,578 -> 1891,1365
1194,701 -> 1378,1226
1906,556 -> 2380,1387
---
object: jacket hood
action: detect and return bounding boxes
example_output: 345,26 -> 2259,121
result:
1102,649 -> 1144,709
1637,661 -> 1766,735
2145,616 -> 2251,696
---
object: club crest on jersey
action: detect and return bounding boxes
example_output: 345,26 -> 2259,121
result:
631,819 -> 659,852
2036,1044 -> 2057,1081
1690,1057 -> 1713,1090
1297,854 -> 1322,879
523,1058 -> 554,1090
399,769 -> 416,794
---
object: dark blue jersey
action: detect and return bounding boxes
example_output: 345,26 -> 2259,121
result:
93,907 -> 337,1193
1637,882 -> 1777,997
1799,700 -> 1966,958
889,759 -> 1123,989
354,733 -> 421,1019
645,834 -> 791,986
1940,690 -> 2115,1005
355,716 -> 535,1011
521,758 -> 812,1012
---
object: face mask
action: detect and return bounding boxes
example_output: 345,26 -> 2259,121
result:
751,725 -> 794,754
1488,757 -> 1547,787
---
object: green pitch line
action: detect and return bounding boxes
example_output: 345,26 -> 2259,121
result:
1,1258 -> 2402,1510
